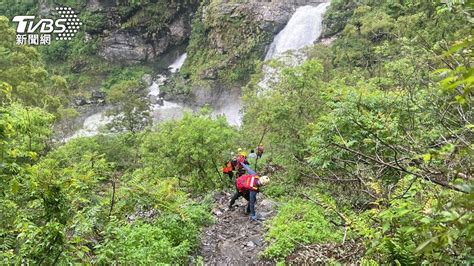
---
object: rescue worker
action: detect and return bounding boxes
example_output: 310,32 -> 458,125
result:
248,149 -> 258,168
256,143 -> 264,159
235,149 -> 249,177
229,163 -> 270,221
222,160 -> 234,180
248,149 -> 257,160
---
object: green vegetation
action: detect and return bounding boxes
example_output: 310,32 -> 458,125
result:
0,16 -> 231,261
0,17 -> 69,114
0,111 -> 226,263
0,0 -> 36,19
1,0 -> 473,264
106,79 -> 151,132
141,111 -> 237,191
122,0 -> 198,40
182,0 -> 272,85
242,0 -> 473,263
322,0 -> 358,38
264,197 -> 343,259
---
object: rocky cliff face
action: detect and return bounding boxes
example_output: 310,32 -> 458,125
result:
77,0 -> 325,66
81,0 -> 199,65
179,0 -> 328,112
181,0 -> 306,85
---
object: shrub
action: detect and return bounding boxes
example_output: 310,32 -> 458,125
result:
264,198 -> 343,259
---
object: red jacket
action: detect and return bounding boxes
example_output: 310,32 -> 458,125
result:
236,174 -> 259,192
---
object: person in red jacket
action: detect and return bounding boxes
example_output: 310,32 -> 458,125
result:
235,151 -> 249,177
222,160 -> 234,180
228,163 -> 270,221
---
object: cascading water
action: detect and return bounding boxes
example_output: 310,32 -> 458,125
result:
66,111 -> 113,140
265,3 -> 330,60
210,87 -> 242,127
148,75 -> 187,122
168,53 -> 187,73
67,53 -> 189,141
67,3 -> 330,140
259,2 -> 330,90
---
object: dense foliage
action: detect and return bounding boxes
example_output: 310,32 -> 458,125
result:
241,0 -> 473,263
264,193 -> 343,259
182,0 -> 272,85
0,15 -> 230,259
0,111 -> 227,263
1,0 -> 473,264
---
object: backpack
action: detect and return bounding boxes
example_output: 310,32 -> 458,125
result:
236,174 -> 259,192
222,161 -> 233,173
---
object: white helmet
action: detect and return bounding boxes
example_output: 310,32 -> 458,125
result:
259,176 -> 270,186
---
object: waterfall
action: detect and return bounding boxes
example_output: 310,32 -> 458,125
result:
259,2 -> 330,90
168,53 -> 188,73
65,110 -> 113,141
67,3 -> 331,139
265,3 -> 330,60
148,75 -> 187,122
68,54 -> 189,141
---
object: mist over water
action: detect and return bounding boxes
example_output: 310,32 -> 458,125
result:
68,3 -> 330,140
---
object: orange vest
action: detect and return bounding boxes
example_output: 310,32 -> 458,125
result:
223,161 -> 233,173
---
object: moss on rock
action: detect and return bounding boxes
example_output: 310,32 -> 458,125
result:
182,1 -> 287,86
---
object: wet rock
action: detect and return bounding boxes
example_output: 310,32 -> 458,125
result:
94,3 -> 197,65
91,91 -> 106,101
74,97 -> 87,106
246,241 -> 256,248
212,209 -> 223,216
169,16 -> 190,42
142,74 -> 153,86
254,3 -> 296,34
157,97 -> 164,106
260,199 -> 276,209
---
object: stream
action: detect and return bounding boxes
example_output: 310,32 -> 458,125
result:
68,52 -> 241,141
68,2 -> 329,141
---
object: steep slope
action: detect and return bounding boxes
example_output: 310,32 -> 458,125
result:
199,191 -> 277,264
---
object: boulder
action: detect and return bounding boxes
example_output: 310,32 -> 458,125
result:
91,91 -> 106,100
169,16 -> 190,43
253,3 -> 296,33
74,97 -> 88,106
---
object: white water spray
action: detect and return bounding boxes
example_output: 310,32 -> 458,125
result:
168,53 -> 187,73
265,3 -> 330,60
259,3 -> 330,90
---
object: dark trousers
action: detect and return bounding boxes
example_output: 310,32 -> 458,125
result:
225,171 -> 234,180
229,190 -> 257,216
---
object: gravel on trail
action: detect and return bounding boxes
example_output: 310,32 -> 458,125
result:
198,191 -> 277,265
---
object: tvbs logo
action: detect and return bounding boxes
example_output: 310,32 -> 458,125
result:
13,7 -> 82,46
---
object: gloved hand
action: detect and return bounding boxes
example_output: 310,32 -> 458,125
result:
250,215 -> 257,221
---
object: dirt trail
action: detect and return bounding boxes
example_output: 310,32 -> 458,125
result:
199,190 -> 277,265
